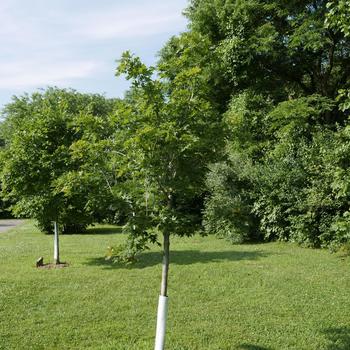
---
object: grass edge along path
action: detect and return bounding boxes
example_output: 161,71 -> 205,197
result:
1,221 -> 350,349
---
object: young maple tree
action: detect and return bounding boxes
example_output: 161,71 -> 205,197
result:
114,51 -> 223,348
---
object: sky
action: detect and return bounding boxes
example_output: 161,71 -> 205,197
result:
0,0 -> 189,109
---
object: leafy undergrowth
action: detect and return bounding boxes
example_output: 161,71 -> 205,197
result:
1,221 -> 350,349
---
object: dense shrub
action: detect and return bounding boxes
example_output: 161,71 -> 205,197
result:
203,156 -> 260,243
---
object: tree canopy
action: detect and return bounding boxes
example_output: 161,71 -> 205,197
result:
106,50 -> 223,260
0,88 -> 118,233
184,0 -> 350,248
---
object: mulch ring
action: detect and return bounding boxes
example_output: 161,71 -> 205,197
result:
37,262 -> 69,269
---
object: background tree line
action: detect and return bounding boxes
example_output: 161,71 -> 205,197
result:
0,0 -> 350,252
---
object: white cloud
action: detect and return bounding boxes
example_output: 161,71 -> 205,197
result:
0,1 -> 187,45
74,3 -> 187,40
79,14 -> 184,40
0,4 -> 36,46
0,0 -> 188,104
0,60 -> 99,89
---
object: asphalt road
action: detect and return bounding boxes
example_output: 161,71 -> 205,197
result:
0,219 -> 25,233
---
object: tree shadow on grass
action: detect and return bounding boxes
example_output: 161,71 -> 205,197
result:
83,226 -> 123,235
238,344 -> 273,350
321,327 -> 350,350
85,249 -> 270,270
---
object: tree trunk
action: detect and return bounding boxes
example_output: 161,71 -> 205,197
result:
160,231 -> 170,296
54,221 -> 60,265
155,231 -> 170,350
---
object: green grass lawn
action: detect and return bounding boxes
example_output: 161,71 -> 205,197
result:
1,221 -> 350,349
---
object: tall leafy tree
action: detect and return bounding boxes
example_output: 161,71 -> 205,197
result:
113,51 -> 223,349
326,0 -> 350,111
1,88 -> 117,261
186,0 -> 350,101
183,0 -> 350,247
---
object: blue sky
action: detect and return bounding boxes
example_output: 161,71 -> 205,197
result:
0,0 -> 188,109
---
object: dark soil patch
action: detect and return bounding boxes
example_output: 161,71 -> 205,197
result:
37,262 -> 69,269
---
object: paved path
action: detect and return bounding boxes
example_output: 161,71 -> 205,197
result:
0,219 -> 25,233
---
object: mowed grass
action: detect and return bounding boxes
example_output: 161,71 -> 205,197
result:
1,221 -> 350,349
